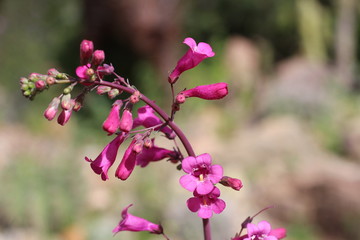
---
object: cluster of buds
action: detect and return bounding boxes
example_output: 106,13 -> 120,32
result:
19,69 -> 66,99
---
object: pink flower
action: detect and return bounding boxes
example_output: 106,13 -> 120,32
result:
178,82 -> 228,101
187,187 -> 226,219
112,204 -> 162,234
119,109 -> 133,132
180,153 -> 223,195
243,221 -> 287,240
115,139 -> 138,180
132,105 -> 175,139
80,40 -> 94,64
91,50 -> 105,66
57,108 -> 73,126
85,133 -> 126,181
103,100 -> 122,135
44,97 -> 60,121
76,64 -> 91,79
136,139 -> 177,167
220,176 -> 243,191
168,37 -> 215,84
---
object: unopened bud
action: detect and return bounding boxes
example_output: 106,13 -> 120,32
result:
35,80 -> 46,90
44,97 -> 60,121
130,91 -> 140,104
23,90 -> 32,97
133,140 -> 144,154
57,109 -> 72,126
47,68 -> 60,76
61,93 -> 72,110
46,76 -> 56,85
108,89 -> 120,99
119,109 -> 133,132
220,176 -> 243,191
73,94 -> 85,112
80,40 -> 94,65
91,50 -> 105,66
28,73 -> 41,81
143,138 -> 152,148
97,86 -> 111,95
21,84 -> 29,91
20,77 -> 28,84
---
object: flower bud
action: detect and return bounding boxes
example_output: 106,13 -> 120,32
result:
181,83 -> 228,100
92,50 -> 105,67
20,77 -> 28,84
175,93 -> 186,104
97,86 -> 111,95
61,94 -> 72,110
80,40 -> 94,65
47,68 -> 60,76
108,89 -> 120,99
28,73 -> 42,81
133,140 -> 144,154
220,176 -> 243,191
46,76 -> 56,85
119,109 -> 133,132
130,91 -> 140,104
143,138 -> 152,148
102,100 -> 122,135
57,109 -> 72,126
97,64 -> 114,75
44,97 -> 60,121
73,94 -> 85,112
35,80 -> 46,90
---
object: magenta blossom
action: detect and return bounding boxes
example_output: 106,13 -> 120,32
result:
85,133 -> 126,181
76,63 -> 91,80
187,187 -> 226,219
220,176 -> 243,191
132,105 -> 175,139
136,139 -> 177,167
168,37 -> 215,84
44,97 -> 60,121
80,39 -> 94,64
103,100 -> 122,135
115,139 -> 139,180
243,221 -> 287,240
178,82 -> 228,101
180,153 -> 223,195
119,109 -> 133,133
57,108 -> 73,126
113,204 -> 162,234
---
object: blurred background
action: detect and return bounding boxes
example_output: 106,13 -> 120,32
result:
0,0 -> 359,239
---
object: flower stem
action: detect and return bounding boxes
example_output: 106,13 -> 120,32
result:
203,218 -> 211,240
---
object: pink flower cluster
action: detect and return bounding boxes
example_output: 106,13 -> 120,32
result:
232,221 -> 287,240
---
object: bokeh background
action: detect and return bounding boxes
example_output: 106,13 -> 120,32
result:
0,0 -> 359,239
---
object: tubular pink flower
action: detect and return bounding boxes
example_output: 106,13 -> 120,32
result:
119,109 -> 133,133
115,139 -> 139,180
85,133 -> 126,181
112,204 -> 162,234
132,105 -> 176,139
136,139 -> 177,167
168,37 -> 215,84
180,82 -> 228,100
180,153 -> 223,195
187,187 -> 226,219
244,221 -> 286,240
80,40 -> 94,65
103,100 -> 122,135
44,97 -> 60,121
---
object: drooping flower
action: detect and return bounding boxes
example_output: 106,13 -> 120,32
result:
177,82 -> 228,102
132,105 -> 176,139
112,204 -> 163,234
242,221 -> 287,240
168,37 -> 215,84
85,133 -> 127,181
136,139 -> 177,167
179,153 -> 223,195
57,107 -> 73,126
115,139 -> 139,180
187,187 -> 226,219
103,100 -> 123,135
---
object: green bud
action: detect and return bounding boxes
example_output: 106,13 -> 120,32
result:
27,82 -> 35,89
56,73 -> 68,80
21,84 -> 29,91
23,90 -> 32,96
63,87 -> 72,94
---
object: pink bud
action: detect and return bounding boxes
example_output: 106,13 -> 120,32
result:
133,140 -> 143,154
115,140 -> 138,180
44,97 -> 60,121
61,94 -> 72,110
46,76 -> 55,85
220,176 -> 243,191
181,82 -> 228,100
47,68 -> 60,76
119,109 -> 133,132
96,86 -> 111,95
80,40 -> 94,64
92,50 -> 105,66
103,100 -> 122,135
129,91 -> 140,104
57,109 -> 72,126
175,93 -> 186,104
97,64 -> 114,75
35,80 -> 46,90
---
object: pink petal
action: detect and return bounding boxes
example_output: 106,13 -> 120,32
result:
183,37 -> 197,50
198,206 -> 213,219
197,42 -> 215,57
179,174 -> 197,192
196,180 -> 215,195
181,156 -> 196,173
269,228 -> 287,239
195,153 -> 212,166
208,164 -> 224,183
258,221 -> 272,234
211,198 -> 226,214
187,197 -> 201,212
76,64 -> 89,79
